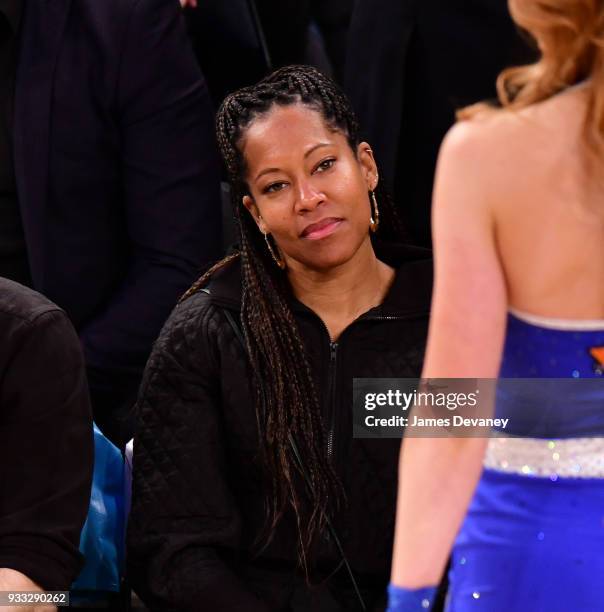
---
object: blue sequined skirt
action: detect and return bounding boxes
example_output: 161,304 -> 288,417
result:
447,468 -> 604,612
447,311 -> 604,611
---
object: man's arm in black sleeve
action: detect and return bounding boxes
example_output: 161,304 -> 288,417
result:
0,307 -> 94,590
127,297 -> 269,612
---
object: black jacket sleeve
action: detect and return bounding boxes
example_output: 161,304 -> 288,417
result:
80,0 -> 223,429
127,297 -> 269,612
0,309 -> 93,590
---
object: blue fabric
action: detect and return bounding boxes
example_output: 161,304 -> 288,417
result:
387,584 -> 437,611
448,314 -> 604,611
448,469 -> 604,612
494,314 -> 604,438
72,424 -> 125,592
500,313 -> 604,379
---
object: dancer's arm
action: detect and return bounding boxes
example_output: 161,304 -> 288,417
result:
391,120 -> 508,590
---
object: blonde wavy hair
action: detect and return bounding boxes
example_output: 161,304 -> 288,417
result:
459,0 -> 604,158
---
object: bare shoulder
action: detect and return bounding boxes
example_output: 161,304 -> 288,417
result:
442,85 -> 587,170
431,112 -> 522,224
440,110 -> 526,170
436,106 -> 554,214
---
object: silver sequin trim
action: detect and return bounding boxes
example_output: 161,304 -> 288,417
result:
509,307 -> 604,331
484,435 -> 604,478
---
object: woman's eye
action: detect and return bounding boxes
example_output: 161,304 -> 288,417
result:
315,158 -> 336,173
263,182 -> 287,194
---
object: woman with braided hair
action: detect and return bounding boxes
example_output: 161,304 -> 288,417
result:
127,65 -> 432,611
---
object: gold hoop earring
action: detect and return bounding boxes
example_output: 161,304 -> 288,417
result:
263,232 -> 286,269
369,190 -> 380,233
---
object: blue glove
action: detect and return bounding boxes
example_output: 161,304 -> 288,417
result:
386,584 -> 437,611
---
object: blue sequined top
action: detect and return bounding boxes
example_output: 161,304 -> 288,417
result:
495,310 -> 604,438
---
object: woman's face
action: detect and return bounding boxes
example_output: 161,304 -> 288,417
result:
241,103 -> 378,272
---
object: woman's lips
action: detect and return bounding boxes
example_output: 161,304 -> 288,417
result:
301,218 -> 343,240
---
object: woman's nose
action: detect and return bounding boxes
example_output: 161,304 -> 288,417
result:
295,179 -> 324,212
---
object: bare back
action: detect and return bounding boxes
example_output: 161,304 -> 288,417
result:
422,82 -> 604,378
489,84 -> 604,318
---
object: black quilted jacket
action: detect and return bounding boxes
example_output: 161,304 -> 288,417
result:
127,242 -> 432,612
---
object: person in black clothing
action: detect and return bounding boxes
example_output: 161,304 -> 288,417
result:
183,0 -> 271,109
254,0 -> 354,82
128,66 -> 432,611
1,0 -> 222,447
183,0 -> 353,109
345,0 -> 536,247
0,278 -> 93,597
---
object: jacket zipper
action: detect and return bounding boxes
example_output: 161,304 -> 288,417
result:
301,310 -> 425,466
323,314 -> 415,462
327,341 -> 338,461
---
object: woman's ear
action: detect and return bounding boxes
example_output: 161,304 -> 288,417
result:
242,195 -> 267,233
357,141 -> 379,191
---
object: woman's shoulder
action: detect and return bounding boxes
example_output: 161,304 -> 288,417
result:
164,257 -> 241,333
375,241 -> 433,317
156,271 -> 240,352
147,293 -> 218,374
165,290 -> 215,333
442,88 -> 585,181
434,108 -> 543,219
151,257 -> 242,364
441,110 -> 524,168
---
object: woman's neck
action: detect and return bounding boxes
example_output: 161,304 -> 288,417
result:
287,239 -> 395,341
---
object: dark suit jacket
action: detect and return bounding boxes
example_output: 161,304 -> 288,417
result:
345,0 -> 536,247
14,0 -> 223,441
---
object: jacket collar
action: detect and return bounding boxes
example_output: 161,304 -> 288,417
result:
206,241 -> 433,319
